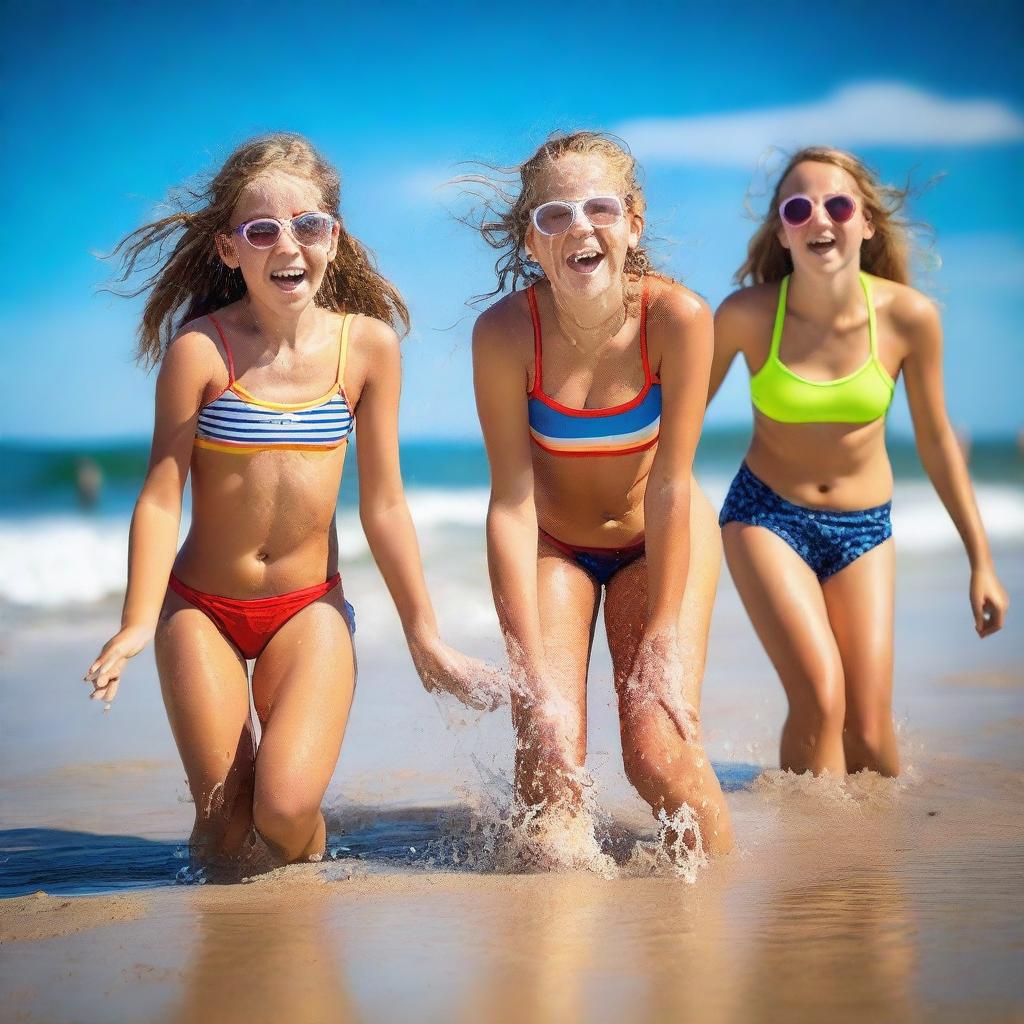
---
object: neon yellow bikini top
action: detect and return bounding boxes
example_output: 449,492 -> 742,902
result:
750,273 -> 895,424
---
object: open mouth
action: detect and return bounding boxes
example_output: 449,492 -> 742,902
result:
566,251 -> 605,274
270,268 -> 307,290
807,239 -> 836,256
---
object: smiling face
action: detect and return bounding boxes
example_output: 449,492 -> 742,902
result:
525,153 -> 643,300
776,160 -> 875,276
216,170 -> 340,311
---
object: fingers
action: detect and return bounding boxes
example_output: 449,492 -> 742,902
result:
978,597 -> 1006,638
89,674 -> 120,706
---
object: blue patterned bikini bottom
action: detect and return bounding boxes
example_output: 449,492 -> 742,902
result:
719,463 -> 892,581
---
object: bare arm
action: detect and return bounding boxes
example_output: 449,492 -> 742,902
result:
84,330 -> 213,701
643,289 -> 714,635
472,304 -> 545,682
354,318 -> 439,645
707,291 -> 749,407
355,318 -> 505,707
901,293 -> 1009,636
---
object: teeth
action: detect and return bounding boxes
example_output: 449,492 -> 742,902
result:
272,269 -> 305,278
572,252 -> 599,262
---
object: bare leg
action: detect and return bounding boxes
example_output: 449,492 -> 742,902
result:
722,523 -> 847,775
606,485 -> 734,854
823,539 -> 900,776
512,537 -> 600,811
249,585 -> 356,865
155,591 -> 255,877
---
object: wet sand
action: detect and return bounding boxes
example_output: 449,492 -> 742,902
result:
2,542 -> 1022,1023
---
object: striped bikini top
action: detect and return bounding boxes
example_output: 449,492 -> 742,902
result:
750,273 -> 895,424
527,280 -> 661,458
195,313 -> 355,454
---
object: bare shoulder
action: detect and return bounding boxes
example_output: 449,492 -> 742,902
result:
472,290 -> 533,364
646,275 -> 710,328
715,282 -> 778,326
163,315 -> 230,387
873,277 -> 941,336
348,311 -> 400,359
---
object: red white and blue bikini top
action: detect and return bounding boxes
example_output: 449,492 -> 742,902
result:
527,279 -> 661,458
195,313 -> 355,455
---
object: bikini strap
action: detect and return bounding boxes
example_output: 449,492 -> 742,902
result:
639,277 -> 654,384
859,273 -> 879,359
769,275 -> 790,360
336,312 -> 355,388
207,314 -> 236,383
526,285 -> 543,396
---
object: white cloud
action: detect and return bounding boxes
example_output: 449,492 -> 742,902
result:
615,82 -> 1024,166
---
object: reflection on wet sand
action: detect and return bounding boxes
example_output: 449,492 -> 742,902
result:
166,882 -> 357,1024
457,874 -> 602,1024
738,873 -> 915,1023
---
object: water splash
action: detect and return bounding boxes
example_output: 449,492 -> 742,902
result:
621,804 -> 709,884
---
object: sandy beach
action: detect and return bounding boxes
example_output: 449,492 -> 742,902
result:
2,492 -> 1022,1023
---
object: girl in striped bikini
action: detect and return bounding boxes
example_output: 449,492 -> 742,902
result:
470,132 -> 733,859
84,134 -> 502,881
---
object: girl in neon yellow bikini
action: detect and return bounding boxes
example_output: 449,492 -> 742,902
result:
710,146 -> 1009,778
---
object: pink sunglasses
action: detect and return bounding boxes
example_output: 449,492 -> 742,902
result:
778,193 -> 857,228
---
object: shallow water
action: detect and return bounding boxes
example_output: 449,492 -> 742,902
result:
1,484 -> 1022,1020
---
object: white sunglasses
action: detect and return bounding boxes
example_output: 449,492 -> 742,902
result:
531,195 -> 624,236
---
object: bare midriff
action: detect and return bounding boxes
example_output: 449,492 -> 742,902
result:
173,443 -> 348,597
746,413 -> 894,510
533,445 -> 701,548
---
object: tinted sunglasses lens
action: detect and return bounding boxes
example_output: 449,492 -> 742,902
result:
825,195 -> 856,222
242,220 -> 282,248
781,197 -> 812,226
582,197 -> 622,226
534,202 -> 574,235
293,213 -> 333,246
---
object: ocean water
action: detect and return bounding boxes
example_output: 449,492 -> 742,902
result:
2,433 -> 1022,1022
2,432 -> 1022,612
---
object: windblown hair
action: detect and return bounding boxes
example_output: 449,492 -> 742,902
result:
458,130 -> 657,303
736,146 -> 921,286
108,133 -> 410,367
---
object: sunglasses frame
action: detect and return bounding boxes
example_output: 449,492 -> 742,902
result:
531,195 -> 625,237
778,193 -> 858,228
231,211 -> 338,249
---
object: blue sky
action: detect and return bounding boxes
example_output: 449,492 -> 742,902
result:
3,0 -> 1022,440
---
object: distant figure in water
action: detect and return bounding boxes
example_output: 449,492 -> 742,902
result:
75,456 -> 103,510
83,134 -> 502,883
466,131 -> 734,859
709,146 -> 1009,778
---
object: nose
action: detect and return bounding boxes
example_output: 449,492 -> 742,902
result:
277,223 -> 302,255
808,200 -> 833,231
568,206 -> 595,238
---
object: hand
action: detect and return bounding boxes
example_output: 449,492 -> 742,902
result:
623,628 -> 699,741
83,623 -> 154,706
411,635 -> 508,712
970,565 -> 1009,638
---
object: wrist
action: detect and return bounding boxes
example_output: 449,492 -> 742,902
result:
407,625 -> 440,655
120,616 -> 157,636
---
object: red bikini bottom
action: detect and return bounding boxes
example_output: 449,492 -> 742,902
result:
167,573 -> 344,659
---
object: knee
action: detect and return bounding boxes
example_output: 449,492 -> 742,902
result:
790,670 -> 846,735
620,712 -> 702,793
251,786 -> 320,846
844,707 -> 894,759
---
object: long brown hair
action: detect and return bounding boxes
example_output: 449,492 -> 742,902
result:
736,146 -> 919,286
108,133 -> 410,368
458,130 -> 658,303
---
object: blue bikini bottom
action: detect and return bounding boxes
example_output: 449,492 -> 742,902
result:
719,463 -> 892,581
539,528 -> 646,586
